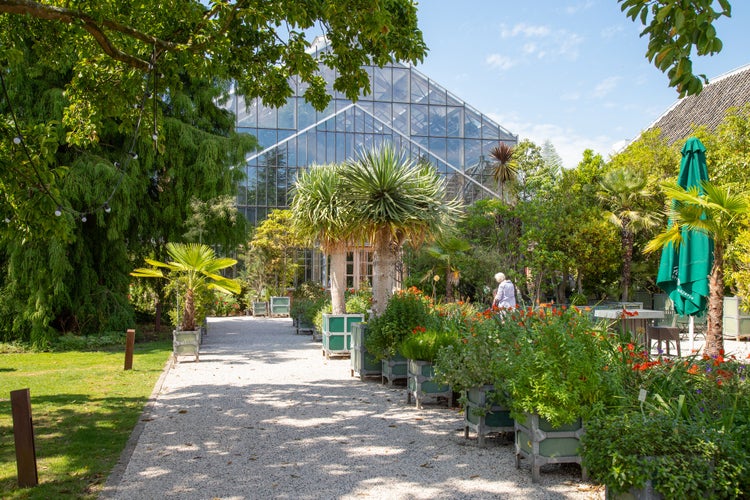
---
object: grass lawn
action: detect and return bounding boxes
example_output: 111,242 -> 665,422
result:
0,339 -> 172,499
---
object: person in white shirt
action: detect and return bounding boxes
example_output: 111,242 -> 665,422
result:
492,272 -> 517,309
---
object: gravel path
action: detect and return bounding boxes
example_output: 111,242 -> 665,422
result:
101,316 -> 604,499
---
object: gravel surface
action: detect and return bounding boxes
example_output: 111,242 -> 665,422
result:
101,316 -> 604,499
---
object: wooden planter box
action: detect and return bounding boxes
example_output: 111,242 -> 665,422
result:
173,330 -> 200,363
252,301 -> 268,316
464,385 -> 514,446
321,313 -> 364,358
269,296 -> 290,317
515,413 -> 585,483
406,359 -> 451,408
350,323 -> 381,380
381,355 -> 408,386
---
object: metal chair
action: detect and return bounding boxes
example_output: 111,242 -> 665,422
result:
646,325 -> 681,357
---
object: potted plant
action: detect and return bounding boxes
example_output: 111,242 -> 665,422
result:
131,243 -> 241,361
581,352 -> 750,498
399,326 -> 457,408
433,307 -> 514,446
365,287 -> 437,385
492,306 -> 620,482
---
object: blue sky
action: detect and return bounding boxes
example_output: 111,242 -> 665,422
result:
414,1 -> 749,168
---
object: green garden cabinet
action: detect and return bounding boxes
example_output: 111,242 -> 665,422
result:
269,296 -> 290,317
350,323 -> 381,380
322,313 -> 364,358
723,296 -> 750,340
464,385 -> 514,446
515,413 -> 585,483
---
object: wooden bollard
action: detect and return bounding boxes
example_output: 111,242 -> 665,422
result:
11,388 -> 38,488
124,329 -> 136,370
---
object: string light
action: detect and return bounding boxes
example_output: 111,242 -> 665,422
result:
1,48 -> 162,221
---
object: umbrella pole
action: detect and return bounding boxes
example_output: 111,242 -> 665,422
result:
689,316 -> 695,353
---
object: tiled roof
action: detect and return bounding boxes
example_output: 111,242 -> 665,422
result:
647,64 -> 750,144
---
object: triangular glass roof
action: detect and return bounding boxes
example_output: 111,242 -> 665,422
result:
225,37 -> 517,224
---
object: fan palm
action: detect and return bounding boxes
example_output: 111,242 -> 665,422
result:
646,181 -> 749,357
290,163 -> 353,314
489,142 -> 517,202
424,236 -> 471,302
342,144 -> 462,316
598,167 -> 658,301
131,243 -> 241,331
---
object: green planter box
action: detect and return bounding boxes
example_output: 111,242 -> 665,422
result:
252,301 -> 268,316
381,355 -> 408,386
464,385 -> 514,446
723,296 -> 750,340
321,313 -> 364,358
269,296 -> 290,317
173,330 -> 200,363
350,323 -> 381,380
406,359 -> 451,408
515,413 -> 585,483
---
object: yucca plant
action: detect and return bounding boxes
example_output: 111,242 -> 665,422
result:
131,243 -> 241,331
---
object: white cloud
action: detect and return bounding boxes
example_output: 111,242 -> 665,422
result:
500,23 -> 551,39
600,25 -> 624,39
485,53 -> 516,71
497,23 -> 582,61
565,0 -> 595,14
593,76 -> 621,98
487,111 -> 623,169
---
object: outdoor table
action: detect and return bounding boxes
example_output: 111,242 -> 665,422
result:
593,309 -> 665,343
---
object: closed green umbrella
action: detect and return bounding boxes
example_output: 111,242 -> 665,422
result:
656,137 -> 713,349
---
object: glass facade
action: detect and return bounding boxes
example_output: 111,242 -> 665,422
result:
225,38 -> 518,225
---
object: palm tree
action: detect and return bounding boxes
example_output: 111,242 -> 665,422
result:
131,243 -> 241,331
290,163 -> 352,314
423,236 -> 471,302
342,144 -> 462,316
646,181 -> 749,357
598,167 -> 659,301
489,142 -> 517,202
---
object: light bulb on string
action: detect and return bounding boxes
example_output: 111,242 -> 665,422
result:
54,207 -> 62,217
129,152 -> 138,160
104,203 -> 111,213
81,214 -> 87,222
13,136 -> 21,145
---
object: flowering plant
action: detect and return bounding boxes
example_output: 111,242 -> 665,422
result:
365,287 -> 439,360
581,350 -> 750,497
493,305 -> 621,427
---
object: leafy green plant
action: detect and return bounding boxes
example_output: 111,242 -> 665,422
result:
365,287 -> 438,360
399,328 -> 458,362
131,243 -> 241,331
582,412 -> 750,498
495,305 -> 620,426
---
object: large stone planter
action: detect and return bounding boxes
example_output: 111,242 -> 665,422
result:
381,354 -> 408,386
406,359 -> 452,408
321,313 -> 364,359
173,330 -> 200,363
269,296 -> 290,317
350,323 -> 381,380
515,413 -> 585,483
464,384 -> 514,446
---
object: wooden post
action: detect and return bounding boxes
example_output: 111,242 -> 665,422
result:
124,329 -> 136,370
11,388 -> 38,488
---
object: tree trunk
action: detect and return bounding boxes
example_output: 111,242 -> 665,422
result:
621,227 -> 634,301
183,288 -> 196,331
704,245 -> 725,357
371,230 -> 397,317
329,246 -> 347,314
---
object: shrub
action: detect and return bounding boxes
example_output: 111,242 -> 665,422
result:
365,287 -> 438,360
399,328 -> 458,362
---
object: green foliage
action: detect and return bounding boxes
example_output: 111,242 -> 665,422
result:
51,331 -> 127,351
399,328 -> 458,362
290,282 -> 329,327
0,341 -> 172,498
245,209 -> 305,295
618,0 -> 731,97
365,287 -> 438,360
496,306 -> 620,427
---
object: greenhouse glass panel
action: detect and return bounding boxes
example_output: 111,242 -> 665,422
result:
411,104 -> 428,136
392,67 -> 409,101
465,109 -> 482,138
393,103 -> 408,133
428,81 -> 447,105
411,71 -> 428,103
374,66 -> 392,100
429,106 -> 446,136
446,107 -> 462,137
